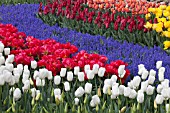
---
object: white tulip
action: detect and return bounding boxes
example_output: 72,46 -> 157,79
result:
138,64 -> 145,75
158,73 -> 164,82
47,71 -> 53,80
138,90 -> 144,94
141,81 -> 148,92
60,68 -> 67,77
75,87 -> 85,97
42,79 -> 45,86
156,61 -> 162,69
137,92 -> 144,103
33,70 -> 39,79
78,72 -> 84,82
0,66 -> 6,74
155,94 -> 164,104
118,65 -> 125,76
0,56 -> 5,65
17,64 -> 23,71
31,88 -> 36,98
92,95 -> 100,105
92,64 -> 99,74
103,85 -> 110,94
3,70 -> 12,83
6,54 -> 14,63
111,93 -> 117,99
24,65 -> 28,70
74,98 -> 79,105
0,42 -> 4,53
149,69 -> 156,76
98,67 -> 105,77
31,60 -> 37,69
23,80 -> 30,90
90,100 -> 95,107
124,87 -> 131,97
128,81 -> 134,89
9,87 -> 15,95
4,48 -> 10,55
74,66 -> 80,75
39,68 -> 48,79
54,88 -> 61,95
129,89 -> 137,99
104,79 -> 112,87
111,75 -> 117,83
9,76 -> 15,86
132,76 -> 141,88
85,82 -> 92,94
84,65 -> 90,74
67,71 -> 73,81
22,73 -> 29,84
146,85 -> 155,95
112,83 -> 119,96
161,88 -> 169,99
161,79 -> 169,88
13,68 -> 21,76
148,75 -> 155,84
13,88 -> 21,101
64,82 -> 70,91
36,77 -> 42,87
141,70 -> 148,80
5,63 -> 14,72
14,74 -> 20,83
23,68 -> 30,76
157,84 -> 163,94
119,85 -> 125,95
54,76 -> 61,85
0,74 -> 5,85
159,67 -> 165,74
87,70 -> 94,80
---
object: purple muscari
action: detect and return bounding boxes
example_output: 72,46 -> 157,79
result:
0,4 -> 170,81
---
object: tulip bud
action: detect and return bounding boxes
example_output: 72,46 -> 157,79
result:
107,87 -> 112,95
161,79 -> 169,88
74,66 -> 80,75
0,56 -> 5,65
154,100 -> 157,109
55,95 -> 61,100
148,75 -> 155,84
78,72 -> 84,82
87,70 -> 94,79
35,93 -> 41,101
78,106 -> 81,113
96,104 -> 99,112
102,101 -> 106,110
0,42 -> 4,53
67,71 -> 73,81
146,85 -> 155,95
84,65 -> 90,74
155,94 -> 164,104
13,88 -> 21,101
55,97 -> 60,105
156,61 -> 162,69
64,103 -> 68,113
6,54 -> 14,63
12,104 -> 15,112
141,70 -> 148,80
84,94 -> 88,104
29,78 -> 34,86
149,69 -> 156,76
60,68 -> 67,77
137,92 -> 144,103
85,82 -> 92,94
72,105 -> 76,112
47,71 -> 53,80
74,98 -> 79,105
31,98 -> 35,106
92,64 -> 99,74
120,106 -> 126,113
64,82 -> 70,91
97,87 -> 101,97
54,88 -> 61,96
54,76 -> 61,85
75,87 -> 85,97
98,67 -> 105,77
4,48 -> 10,56
31,61 -> 37,69
166,104 -> 170,112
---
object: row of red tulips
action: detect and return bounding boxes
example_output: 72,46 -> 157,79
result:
0,23 -> 130,83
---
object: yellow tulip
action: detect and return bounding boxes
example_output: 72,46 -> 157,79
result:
163,41 -> 170,50
148,8 -> 156,13
156,27 -> 163,33
152,24 -> 158,30
157,22 -> 164,28
155,9 -> 163,17
159,5 -> 167,10
163,31 -> 170,38
164,21 -> 170,28
166,6 -> 170,11
145,13 -> 151,20
160,17 -> 167,23
168,28 -> 170,32
163,10 -> 170,17
168,16 -> 170,20
144,22 -> 152,29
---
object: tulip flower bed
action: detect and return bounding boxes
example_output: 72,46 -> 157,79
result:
37,0 -> 169,50
0,4 -> 170,78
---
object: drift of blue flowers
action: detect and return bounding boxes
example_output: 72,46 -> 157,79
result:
0,4 -> 170,81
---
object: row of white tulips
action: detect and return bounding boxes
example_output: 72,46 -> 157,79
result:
0,41 -> 169,112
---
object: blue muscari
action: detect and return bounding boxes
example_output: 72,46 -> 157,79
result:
0,4 -> 170,81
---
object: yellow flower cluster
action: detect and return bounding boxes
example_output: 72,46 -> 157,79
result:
145,5 -> 170,50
